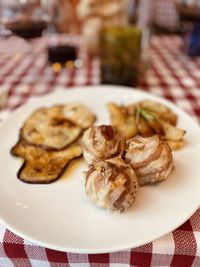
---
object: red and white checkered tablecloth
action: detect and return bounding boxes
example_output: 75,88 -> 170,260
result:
153,0 -> 180,31
0,35 -> 200,267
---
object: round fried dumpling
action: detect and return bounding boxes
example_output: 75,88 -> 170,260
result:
82,125 -> 125,164
125,135 -> 174,186
85,157 -> 139,213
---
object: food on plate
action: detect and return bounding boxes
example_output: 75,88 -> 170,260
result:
85,157 -> 139,213
107,102 -> 138,140
11,102 -> 96,183
125,135 -> 174,186
20,106 -> 81,150
11,140 -> 82,183
135,105 -> 186,150
20,103 -> 96,150
165,139 -> 185,151
63,102 -> 96,129
107,100 -> 186,150
137,100 -> 177,126
11,97 -> 177,215
82,125 -> 125,164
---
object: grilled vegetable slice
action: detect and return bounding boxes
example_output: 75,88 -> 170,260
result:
63,102 -> 96,129
12,141 -> 82,183
20,106 -> 82,150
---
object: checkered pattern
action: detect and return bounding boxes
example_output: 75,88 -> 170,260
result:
0,35 -> 200,266
153,0 -> 179,31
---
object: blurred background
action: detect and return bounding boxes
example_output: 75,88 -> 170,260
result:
1,0 -> 198,34
0,0 -> 200,89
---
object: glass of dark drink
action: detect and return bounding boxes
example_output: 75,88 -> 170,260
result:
4,19 -> 47,39
0,0 -> 49,39
48,45 -> 77,64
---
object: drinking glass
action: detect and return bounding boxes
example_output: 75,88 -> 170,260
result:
100,25 -> 142,87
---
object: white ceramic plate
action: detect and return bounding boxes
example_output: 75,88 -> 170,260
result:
0,85 -> 199,254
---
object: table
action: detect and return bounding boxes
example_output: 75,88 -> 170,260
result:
0,35 -> 200,267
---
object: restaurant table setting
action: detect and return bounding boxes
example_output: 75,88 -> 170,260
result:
0,33 -> 200,267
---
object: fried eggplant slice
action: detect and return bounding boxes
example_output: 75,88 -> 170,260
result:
11,139 -> 45,159
20,106 -> 82,150
63,102 -> 96,129
14,141 -> 82,183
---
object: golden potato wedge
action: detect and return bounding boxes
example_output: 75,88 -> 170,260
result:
166,139 -> 185,151
136,108 -> 164,135
106,103 -> 127,125
107,102 -> 138,139
107,100 -> 186,150
159,119 -> 186,141
119,116 -> 138,139
139,100 -> 177,126
136,116 -> 155,137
